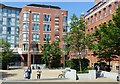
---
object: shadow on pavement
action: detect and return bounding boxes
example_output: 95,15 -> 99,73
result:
0,72 -> 17,79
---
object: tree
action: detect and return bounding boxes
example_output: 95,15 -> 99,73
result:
0,39 -> 14,70
42,40 -> 62,68
86,7 -> 120,68
64,14 -> 86,72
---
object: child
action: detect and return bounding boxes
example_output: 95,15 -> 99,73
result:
37,67 -> 42,79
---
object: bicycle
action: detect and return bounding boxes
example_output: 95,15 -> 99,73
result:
58,69 -> 71,78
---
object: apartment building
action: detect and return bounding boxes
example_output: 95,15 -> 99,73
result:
0,4 -> 21,66
19,4 -> 68,66
85,0 -> 120,70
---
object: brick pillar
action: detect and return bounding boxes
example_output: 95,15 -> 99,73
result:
21,55 -> 24,67
27,53 -> 31,66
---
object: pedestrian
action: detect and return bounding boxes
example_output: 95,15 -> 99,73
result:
24,66 -> 32,79
37,67 -> 42,79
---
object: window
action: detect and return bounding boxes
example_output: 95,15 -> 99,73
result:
44,14 -> 50,22
11,10 -> 15,17
16,27 -> 19,34
22,33 -> 28,41
16,37 -> 19,44
32,13 -> 40,21
0,8 -> 2,16
11,36 -> 15,43
99,11 -> 102,19
88,29 -> 90,33
32,23 -> 39,31
16,18 -> 20,26
23,23 -> 29,30
95,14 -> 97,21
103,8 -> 106,17
8,9 -> 12,17
23,12 -> 29,21
3,8 -> 7,16
63,26 -> 67,32
44,34 -> 50,41
115,2 -> 118,9
7,18 -> 15,26
7,36 -> 11,43
7,27 -> 11,34
91,16 -> 94,23
116,66 -> 119,70
16,10 -> 20,18
88,18 -> 90,25
91,28 -> 93,33
44,24 -> 50,32
109,5 -> 112,14
2,26 -> 7,34
22,44 -> 28,51
63,16 -> 67,22
32,33 -> 39,41
2,17 -> 7,25
11,44 -> 14,48
11,27 -> 15,34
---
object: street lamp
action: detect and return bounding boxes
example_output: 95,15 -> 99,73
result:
28,9 -> 31,67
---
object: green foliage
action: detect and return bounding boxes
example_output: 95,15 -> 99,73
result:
63,14 -> 86,72
42,40 -> 62,68
0,39 -> 14,70
66,58 -> 89,72
86,7 -> 120,66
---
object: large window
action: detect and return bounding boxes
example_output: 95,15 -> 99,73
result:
22,33 -> 28,41
32,23 -> 39,31
63,16 -> 67,22
32,33 -> 39,41
109,5 -> 112,14
23,23 -> 29,30
44,24 -> 50,32
7,18 -> 15,26
44,14 -> 50,22
103,8 -> 106,17
44,34 -> 50,41
23,12 -> 29,21
22,44 -> 28,51
32,13 -> 40,21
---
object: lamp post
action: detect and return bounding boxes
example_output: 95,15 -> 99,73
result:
28,9 -> 31,67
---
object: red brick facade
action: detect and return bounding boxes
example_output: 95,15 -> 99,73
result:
19,4 -> 68,66
85,0 -> 120,70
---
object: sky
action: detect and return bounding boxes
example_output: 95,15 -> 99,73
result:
1,2 -> 94,21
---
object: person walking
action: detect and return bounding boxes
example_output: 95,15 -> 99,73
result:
37,67 -> 42,79
24,66 -> 32,79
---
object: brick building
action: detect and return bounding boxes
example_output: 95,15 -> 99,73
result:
19,4 -> 68,66
85,0 -> 120,70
